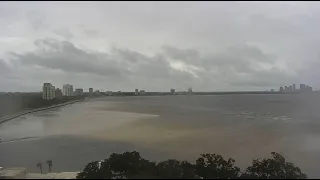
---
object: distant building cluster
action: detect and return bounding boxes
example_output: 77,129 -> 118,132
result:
42,83 -> 88,100
42,82 -> 195,100
106,91 -> 113,96
139,90 -> 146,95
279,84 -> 313,93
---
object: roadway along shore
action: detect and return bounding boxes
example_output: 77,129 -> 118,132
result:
0,99 -> 83,125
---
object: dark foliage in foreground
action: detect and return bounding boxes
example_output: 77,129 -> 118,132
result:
77,151 -> 307,179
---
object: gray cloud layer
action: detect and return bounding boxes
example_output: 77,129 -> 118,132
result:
1,2 -> 320,92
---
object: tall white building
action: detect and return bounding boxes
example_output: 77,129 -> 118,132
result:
42,83 -> 55,100
63,84 -> 73,96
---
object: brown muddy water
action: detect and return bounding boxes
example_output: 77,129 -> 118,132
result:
0,94 -> 320,177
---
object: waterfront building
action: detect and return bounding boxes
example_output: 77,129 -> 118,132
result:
279,86 -> 284,92
55,88 -> 63,99
63,84 -> 73,96
74,88 -> 84,96
300,84 -> 306,92
42,83 -> 55,100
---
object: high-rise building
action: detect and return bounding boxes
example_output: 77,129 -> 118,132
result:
300,84 -> 306,92
170,88 -> 175,95
55,88 -> 63,99
293,84 -> 296,92
279,86 -> 284,92
284,86 -> 288,92
42,83 -> 55,100
135,89 -> 139,95
63,84 -> 73,96
188,88 -> 193,94
74,88 -> 84,96
89,88 -> 93,95
288,86 -> 293,92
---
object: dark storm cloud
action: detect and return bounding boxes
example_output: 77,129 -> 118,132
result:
2,2 -> 320,91
9,38 -> 194,85
162,44 -> 284,80
11,39 -> 124,77
202,45 -> 277,75
111,47 -> 150,63
7,37 -> 296,91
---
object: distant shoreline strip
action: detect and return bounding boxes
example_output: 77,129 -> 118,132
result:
0,100 -> 81,124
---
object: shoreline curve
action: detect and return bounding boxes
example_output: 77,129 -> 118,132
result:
0,99 -> 83,125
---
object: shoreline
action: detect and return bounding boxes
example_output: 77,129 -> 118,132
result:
0,99 -> 83,125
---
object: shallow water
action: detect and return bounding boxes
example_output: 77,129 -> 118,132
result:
0,94 -> 320,177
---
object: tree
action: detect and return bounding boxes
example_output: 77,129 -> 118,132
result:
181,161 -> 198,179
195,153 -> 240,179
156,159 -> 198,179
107,151 -> 157,178
241,152 -> 307,179
157,159 -> 183,179
76,161 -> 113,179
36,162 -> 42,174
77,151 -> 307,179
46,160 -> 53,173
77,151 -> 157,179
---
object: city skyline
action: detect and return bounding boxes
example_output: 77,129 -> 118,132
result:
4,82 -> 319,93
278,83 -> 313,93
40,81 -> 317,99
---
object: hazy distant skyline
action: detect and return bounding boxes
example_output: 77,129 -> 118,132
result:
1,1 -> 320,92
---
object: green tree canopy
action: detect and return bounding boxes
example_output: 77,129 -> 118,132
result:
77,151 -> 307,179
195,153 -> 240,179
241,152 -> 307,179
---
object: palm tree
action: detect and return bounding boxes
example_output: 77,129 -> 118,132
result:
36,162 -> 42,174
46,160 -> 53,173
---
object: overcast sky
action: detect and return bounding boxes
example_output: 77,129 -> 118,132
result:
1,1 -> 320,92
